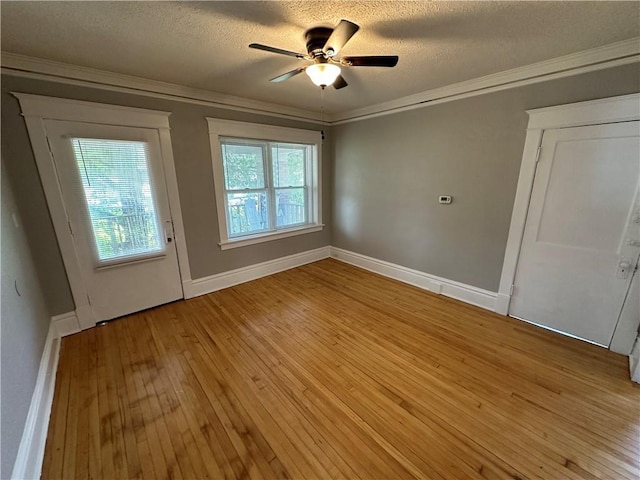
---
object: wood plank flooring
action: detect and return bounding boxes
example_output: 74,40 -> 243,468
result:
42,259 -> 640,479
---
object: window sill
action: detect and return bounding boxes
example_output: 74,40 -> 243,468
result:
219,224 -> 325,250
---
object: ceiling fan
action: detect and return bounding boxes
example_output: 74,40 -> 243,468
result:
249,19 -> 399,89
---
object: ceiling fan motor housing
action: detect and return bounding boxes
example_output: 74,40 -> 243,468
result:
305,27 -> 333,56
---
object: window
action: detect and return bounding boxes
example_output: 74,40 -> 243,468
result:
207,119 -> 322,249
70,138 -> 165,264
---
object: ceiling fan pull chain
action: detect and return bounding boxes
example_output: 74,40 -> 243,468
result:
320,87 -> 325,141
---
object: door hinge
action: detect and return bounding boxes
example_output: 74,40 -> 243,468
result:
535,146 -> 542,163
68,220 -> 74,236
510,284 -> 516,296
86,293 -> 92,306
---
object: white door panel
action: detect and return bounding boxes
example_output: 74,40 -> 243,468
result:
44,120 -> 183,322
510,121 -> 640,346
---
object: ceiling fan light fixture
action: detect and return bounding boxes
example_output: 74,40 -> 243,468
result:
305,63 -> 341,87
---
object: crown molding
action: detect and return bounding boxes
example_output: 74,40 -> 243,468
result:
1,52 -> 324,124
3,38 -> 639,126
329,37 -> 640,124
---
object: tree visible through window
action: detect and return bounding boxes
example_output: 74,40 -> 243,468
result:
221,138 -> 310,237
71,138 -> 164,262
208,118 -> 322,249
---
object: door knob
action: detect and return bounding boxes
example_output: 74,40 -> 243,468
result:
627,239 -> 640,247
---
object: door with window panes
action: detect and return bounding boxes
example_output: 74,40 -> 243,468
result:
44,120 -> 183,322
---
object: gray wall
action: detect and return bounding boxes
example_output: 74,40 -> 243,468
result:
332,63 -> 640,292
1,75 -> 332,316
1,161 -> 52,479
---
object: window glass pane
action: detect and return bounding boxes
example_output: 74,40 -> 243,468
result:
227,192 -> 268,236
276,188 -> 306,227
272,144 -> 305,187
222,142 -> 265,190
71,138 -> 163,262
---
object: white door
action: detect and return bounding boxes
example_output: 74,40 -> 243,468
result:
510,121 -> 640,346
44,120 -> 183,322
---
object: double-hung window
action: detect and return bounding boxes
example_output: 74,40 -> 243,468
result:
207,118 -> 323,249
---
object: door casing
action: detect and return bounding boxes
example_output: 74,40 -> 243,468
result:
15,93 -> 192,330
497,92 -> 640,354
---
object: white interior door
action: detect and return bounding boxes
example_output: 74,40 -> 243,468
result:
510,121 -> 640,346
44,120 -> 183,322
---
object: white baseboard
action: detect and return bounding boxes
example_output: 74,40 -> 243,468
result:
51,311 -> 81,338
190,245 -> 499,312
11,322 -> 61,480
190,246 -> 331,298
330,247 -> 498,312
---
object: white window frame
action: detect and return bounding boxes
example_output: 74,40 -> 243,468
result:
207,118 -> 323,250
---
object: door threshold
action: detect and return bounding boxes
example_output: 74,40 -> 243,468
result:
509,315 -> 608,348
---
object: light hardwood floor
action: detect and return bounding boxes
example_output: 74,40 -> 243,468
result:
42,259 -> 639,480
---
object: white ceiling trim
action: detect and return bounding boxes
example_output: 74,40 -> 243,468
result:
2,37 -> 639,126
331,38 -> 640,124
1,52 -> 324,124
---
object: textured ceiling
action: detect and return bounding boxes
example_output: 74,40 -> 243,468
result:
2,1 -> 639,114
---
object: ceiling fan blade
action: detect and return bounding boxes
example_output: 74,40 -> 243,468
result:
270,67 -> 306,83
343,55 -> 399,67
249,43 -> 306,59
323,19 -> 360,56
333,75 -> 348,90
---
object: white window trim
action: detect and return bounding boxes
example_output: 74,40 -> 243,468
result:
207,118 -> 323,250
